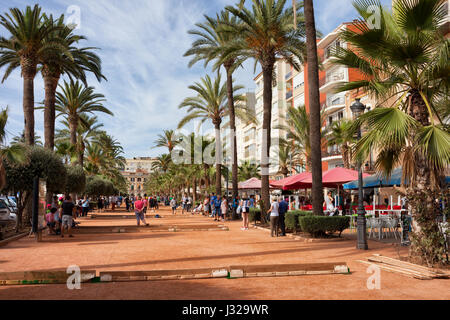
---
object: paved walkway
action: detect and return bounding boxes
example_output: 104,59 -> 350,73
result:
0,206 -> 448,300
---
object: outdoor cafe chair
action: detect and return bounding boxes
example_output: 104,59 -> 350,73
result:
368,217 -> 383,240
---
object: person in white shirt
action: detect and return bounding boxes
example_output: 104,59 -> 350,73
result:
267,197 -> 280,237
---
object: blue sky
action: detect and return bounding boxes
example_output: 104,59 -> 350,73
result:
0,0 -> 391,158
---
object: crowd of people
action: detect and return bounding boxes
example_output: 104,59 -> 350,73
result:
43,191 -> 294,239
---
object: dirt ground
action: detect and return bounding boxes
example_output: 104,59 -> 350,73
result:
0,206 -> 448,300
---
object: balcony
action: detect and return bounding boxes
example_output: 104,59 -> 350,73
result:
323,95 -> 345,113
286,91 -> 293,100
322,149 -> 343,161
285,71 -> 292,80
319,70 -> 346,93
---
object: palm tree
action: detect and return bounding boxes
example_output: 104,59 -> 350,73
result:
238,160 -> 261,181
275,143 -> 298,177
56,114 -> 104,167
55,79 -> 112,164
276,105 -> 326,168
224,0 -> 306,213
11,130 -> 43,146
151,154 -> 172,173
303,0 -> 324,215
327,120 -> 356,169
40,14 -> 105,150
154,129 -> 179,153
0,5 -> 61,145
178,74 -> 246,196
185,10 -> 245,216
334,0 -> 450,264
0,108 -> 26,190
54,141 -> 75,164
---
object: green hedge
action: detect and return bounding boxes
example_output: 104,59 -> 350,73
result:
285,210 -> 312,232
298,216 -> 350,238
249,207 -> 261,222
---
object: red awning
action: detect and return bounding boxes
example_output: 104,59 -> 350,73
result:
301,167 -> 370,188
238,178 -> 261,189
270,172 -> 312,190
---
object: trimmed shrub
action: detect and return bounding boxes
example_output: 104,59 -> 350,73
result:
298,216 -> 350,238
249,207 -> 261,223
65,165 -> 86,194
285,210 -> 312,232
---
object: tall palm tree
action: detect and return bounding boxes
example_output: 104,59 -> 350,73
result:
327,120 -> 356,169
178,74 -> 246,196
185,10 -> 245,216
154,129 -> 179,153
303,0 -> 323,215
224,0 -> 306,213
55,79 -> 112,164
334,0 -> 449,264
0,5 -> 61,145
40,14 -> 105,151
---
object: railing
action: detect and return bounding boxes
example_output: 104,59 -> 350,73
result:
326,72 -> 345,83
322,149 -> 342,158
327,95 -> 345,107
285,71 -> 292,79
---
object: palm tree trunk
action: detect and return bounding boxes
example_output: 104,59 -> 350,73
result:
22,72 -> 35,146
260,62 -> 274,216
214,122 -> 222,197
203,164 -> 210,191
193,178 -> 197,204
225,64 -> 239,219
43,73 -> 59,150
304,0 -> 324,216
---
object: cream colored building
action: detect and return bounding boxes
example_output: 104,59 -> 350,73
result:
121,157 -> 157,196
235,59 -> 307,179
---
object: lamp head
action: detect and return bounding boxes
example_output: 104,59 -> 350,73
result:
350,98 -> 366,118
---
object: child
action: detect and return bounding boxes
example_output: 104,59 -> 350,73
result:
170,198 -> 177,215
46,207 -> 57,234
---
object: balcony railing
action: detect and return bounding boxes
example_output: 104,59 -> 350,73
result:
319,71 -> 345,88
322,149 -> 342,158
327,95 -> 345,106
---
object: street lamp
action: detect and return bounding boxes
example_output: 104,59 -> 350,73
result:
350,98 -> 368,250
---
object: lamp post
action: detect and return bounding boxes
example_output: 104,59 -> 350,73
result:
350,98 -> 368,250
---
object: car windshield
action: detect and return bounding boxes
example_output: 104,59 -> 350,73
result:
0,200 -> 8,209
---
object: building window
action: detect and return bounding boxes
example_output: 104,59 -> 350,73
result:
137,178 -> 141,182
130,178 -> 135,182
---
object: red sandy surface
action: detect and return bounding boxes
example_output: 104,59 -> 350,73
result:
0,206 -> 448,300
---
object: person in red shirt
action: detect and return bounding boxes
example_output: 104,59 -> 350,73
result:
134,196 -> 149,226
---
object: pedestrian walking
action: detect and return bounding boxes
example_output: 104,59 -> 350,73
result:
240,198 -> 249,230
134,196 -> 149,226
60,195 -> 76,238
278,197 -> 289,236
221,196 -> 228,222
170,197 -> 177,215
267,197 -> 280,237
81,196 -> 90,217
214,195 -> 222,221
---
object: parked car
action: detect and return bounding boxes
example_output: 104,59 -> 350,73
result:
0,196 -> 17,214
0,199 -> 15,221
